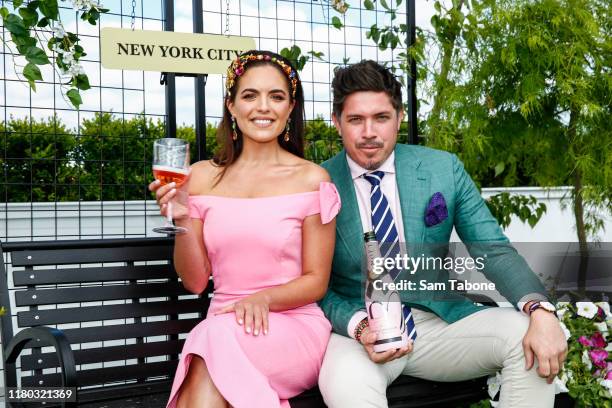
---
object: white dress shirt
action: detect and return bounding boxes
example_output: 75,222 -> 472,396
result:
345,152 -> 406,338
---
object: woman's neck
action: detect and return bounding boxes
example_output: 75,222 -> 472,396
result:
238,136 -> 286,165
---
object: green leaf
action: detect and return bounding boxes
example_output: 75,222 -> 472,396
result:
13,0 -> 24,7
23,62 -> 42,90
364,0 -> 374,10
37,17 -> 49,27
11,33 -> 36,47
380,0 -> 390,10
39,0 -> 59,20
74,74 -> 91,91
332,16 -> 343,30
27,1 -> 40,10
66,88 -> 82,109
307,50 -> 325,60
25,46 -> 50,65
47,37 -> 56,50
0,7 -> 9,19
18,7 -> 38,27
494,162 -> 505,177
4,13 -> 28,36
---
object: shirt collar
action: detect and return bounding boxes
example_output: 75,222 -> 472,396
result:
346,151 -> 396,181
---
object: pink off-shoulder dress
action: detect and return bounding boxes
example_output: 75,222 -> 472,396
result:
166,182 -> 341,408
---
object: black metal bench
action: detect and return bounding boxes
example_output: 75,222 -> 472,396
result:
0,237 -> 488,407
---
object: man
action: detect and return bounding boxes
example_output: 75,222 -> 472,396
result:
318,60 -> 567,407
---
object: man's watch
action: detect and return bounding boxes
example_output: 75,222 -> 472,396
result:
527,301 -> 556,316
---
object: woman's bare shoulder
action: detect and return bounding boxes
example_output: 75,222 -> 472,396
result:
189,160 -> 221,195
292,159 -> 331,192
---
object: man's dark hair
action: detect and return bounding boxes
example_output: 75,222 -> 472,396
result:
331,60 -> 403,118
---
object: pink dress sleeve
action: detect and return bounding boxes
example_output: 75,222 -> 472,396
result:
188,196 -> 204,219
305,181 -> 341,224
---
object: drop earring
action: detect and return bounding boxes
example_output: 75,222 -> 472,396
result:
284,118 -> 291,142
232,117 -> 238,141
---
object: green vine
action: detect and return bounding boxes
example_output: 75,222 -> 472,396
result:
0,0 -> 108,109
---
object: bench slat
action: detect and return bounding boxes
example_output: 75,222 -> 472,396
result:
11,245 -> 173,266
13,264 -> 175,285
21,360 -> 179,387
21,339 -> 185,370
15,282 -> 190,306
18,298 -> 209,326
21,318 -> 201,347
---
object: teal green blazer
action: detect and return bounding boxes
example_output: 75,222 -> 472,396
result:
320,144 -> 546,337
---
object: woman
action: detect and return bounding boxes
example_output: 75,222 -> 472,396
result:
150,50 -> 340,408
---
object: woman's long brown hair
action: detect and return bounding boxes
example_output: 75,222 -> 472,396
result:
212,50 -> 305,185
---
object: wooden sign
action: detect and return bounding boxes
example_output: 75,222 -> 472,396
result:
101,28 -> 256,74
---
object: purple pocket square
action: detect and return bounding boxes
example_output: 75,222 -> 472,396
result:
425,192 -> 448,227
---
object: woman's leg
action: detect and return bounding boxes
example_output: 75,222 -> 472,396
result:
176,355 -> 229,408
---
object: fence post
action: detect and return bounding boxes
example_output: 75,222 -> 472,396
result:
163,0 -> 177,139
192,0 -> 208,160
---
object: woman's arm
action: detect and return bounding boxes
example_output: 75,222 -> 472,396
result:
149,161 -> 212,294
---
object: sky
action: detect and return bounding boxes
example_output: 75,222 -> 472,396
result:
1,0 -> 437,129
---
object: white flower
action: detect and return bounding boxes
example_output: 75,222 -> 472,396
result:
63,51 -> 75,65
556,308 -> 568,320
599,379 -> 612,394
595,322 -> 609,333
71,0 -> 103,10
559,322 -> 571,340
576,302 -> 598,319
69,63 -> 85,76
52,24 -> 66,38
52,44 -> 64,54
490,401 -> 499,408
554,376 -> 569,394
582,350 -> 592,370
487,372 -> 502,399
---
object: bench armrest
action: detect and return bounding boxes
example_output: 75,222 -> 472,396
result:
4,326 -> 77,408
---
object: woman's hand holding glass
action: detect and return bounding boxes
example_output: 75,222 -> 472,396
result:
151,138 -> 190,234
216,292 -> 271,336
148,171 -> 191,225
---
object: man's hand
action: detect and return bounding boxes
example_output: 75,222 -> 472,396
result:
360,327 -> 413,364
522,309 -> 568,384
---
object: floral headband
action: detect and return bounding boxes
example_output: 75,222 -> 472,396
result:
225,53 -> 298,98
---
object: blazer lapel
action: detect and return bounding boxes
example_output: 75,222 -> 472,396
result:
331,151 -> 364,265
395,145 -> 428,244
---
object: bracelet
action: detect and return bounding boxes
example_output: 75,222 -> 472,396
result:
354,318 -> 369,343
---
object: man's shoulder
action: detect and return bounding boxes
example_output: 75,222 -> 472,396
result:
395,144 -> 455,168
321,150 -> 346,173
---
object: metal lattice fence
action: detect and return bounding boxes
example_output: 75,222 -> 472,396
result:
1,0 -> 409,242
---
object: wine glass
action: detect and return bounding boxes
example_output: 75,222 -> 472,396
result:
152,138 -> 190,234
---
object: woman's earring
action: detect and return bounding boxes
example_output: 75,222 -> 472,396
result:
284,119 -> 291,142
232,117 -> 238,141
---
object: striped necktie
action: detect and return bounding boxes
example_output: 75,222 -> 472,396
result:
364,171 -> 417,341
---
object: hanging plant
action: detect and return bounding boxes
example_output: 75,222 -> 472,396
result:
0,0 -> 109,109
